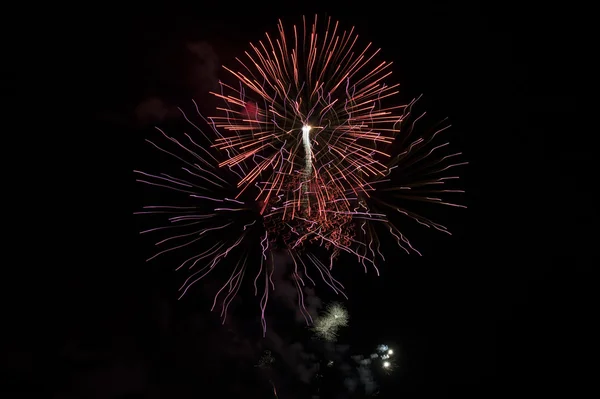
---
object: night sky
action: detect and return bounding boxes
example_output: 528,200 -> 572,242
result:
6,2 -> 593,398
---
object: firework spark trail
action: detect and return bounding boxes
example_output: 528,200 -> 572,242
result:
270,380 -> 279,399
339,96 -> 469,263
253,232 -> 272,336
136,101 -> 364,335
135,103 -> 286,333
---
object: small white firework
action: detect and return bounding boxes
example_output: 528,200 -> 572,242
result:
312,302 -> 349,341
375,344 -> 396,373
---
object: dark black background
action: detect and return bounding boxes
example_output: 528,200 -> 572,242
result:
4,1 -> 593,398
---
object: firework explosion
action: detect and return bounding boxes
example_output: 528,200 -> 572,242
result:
134,103 -> 345,335
312,302 -> 349,341
254,307 -> 391,398
210,15 -> 405,268
373,344 -> 397,373
133,107 -> 269,329
208,15 -> 466,267
135,15 -> 466,333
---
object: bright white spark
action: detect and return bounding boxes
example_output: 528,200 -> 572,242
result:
302,125 -> 312,177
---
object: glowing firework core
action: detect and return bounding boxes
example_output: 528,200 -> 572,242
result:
301,124 -> 313,177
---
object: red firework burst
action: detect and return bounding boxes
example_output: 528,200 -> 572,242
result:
209,15 -> 405,214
